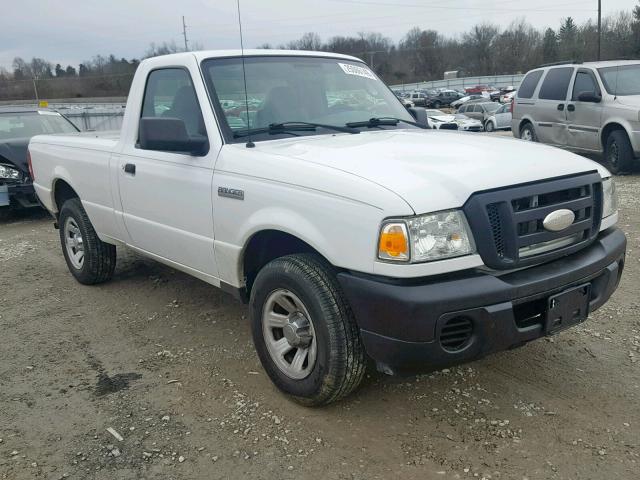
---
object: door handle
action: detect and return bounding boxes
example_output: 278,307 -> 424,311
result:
567,104 -> 575,112
557,104 -> 565,111
123,163 -> 136,175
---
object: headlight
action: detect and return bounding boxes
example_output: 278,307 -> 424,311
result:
602,177 -> 618,219
378,210 -> 476,263
0,164 -> 21,180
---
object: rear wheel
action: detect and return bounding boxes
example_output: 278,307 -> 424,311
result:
485,120 -> 495,133
605,130 -> 635,175
59,198 -> 116,284
250,254 -> 366,406
520,123 -> 537,142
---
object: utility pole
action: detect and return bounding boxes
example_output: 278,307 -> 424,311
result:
32,76 -> 39,102
597,0 -> 601,60
182,16 -> 189,52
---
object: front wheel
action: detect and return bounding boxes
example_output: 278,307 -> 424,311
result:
485,120 -> 495,133
520,123 -> 537,142
250,254 -> 366,406
606,130 -> 635,175
59,198 -> 116,284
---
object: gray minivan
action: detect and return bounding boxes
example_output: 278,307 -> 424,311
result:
512,60 -> 640,174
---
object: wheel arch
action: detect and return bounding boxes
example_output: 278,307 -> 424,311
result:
241,229 -> 330,297
52,178 -> 80,215
518,117 -> 534,134
601,121 -> 629,150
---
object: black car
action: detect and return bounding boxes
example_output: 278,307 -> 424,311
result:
425,90 -> 464,108
0,107 -> 79,215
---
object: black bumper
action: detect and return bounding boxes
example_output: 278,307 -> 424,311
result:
1,183 -> 39,208
337,228 -> 626,373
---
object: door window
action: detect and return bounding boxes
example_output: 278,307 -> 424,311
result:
140,68 -> 207,138
538,67 -> 574,101
572,71 -> 599,100
517,70 -> 543,99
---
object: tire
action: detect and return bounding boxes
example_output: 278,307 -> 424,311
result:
520,122 -> 537,142
605,130 -> 635,175
250,254 -> 366,406
485,121 -> 495,133
58,198 -> 116,285
433,101 -> 441,109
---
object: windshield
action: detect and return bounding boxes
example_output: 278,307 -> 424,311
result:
0,111 -> 78,140
201,56 -> 415,142
598,64 -> 640,96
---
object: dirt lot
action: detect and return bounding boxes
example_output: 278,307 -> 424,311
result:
1,174 -> 639,480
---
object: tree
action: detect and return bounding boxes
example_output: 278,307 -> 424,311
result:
144,40 -> 182,58
65,65 -> 77,76
287,32 -> 322,51
558,17 -> 579,59
542,28 -> 558,63
12,57 -> 31,80
55,64 -> 65,77
634,1 -> 640,54
78,64 -> 89,76
462,24 -> 499,75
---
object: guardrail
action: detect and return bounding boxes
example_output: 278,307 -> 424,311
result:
390,74 -> 525,92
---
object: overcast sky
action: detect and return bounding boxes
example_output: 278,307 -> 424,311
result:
0,0 -> 632,70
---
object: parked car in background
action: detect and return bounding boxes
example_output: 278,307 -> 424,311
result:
512,60 -> 640,174
484,103 -> 512,132
424,109 -> 458,130
457,102 -> 501,124
0,107 -> 79,216
451,94 -> 484,109
425,90 -> 463,108
395,92 -> 415,109
406,91 -> 428,107
500,90 -> 517,103
425,109 -> 483,132
465,84 -> 491,94
491,86 -> 516,102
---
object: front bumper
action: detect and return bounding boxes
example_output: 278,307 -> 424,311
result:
0,182 -> 39,208
337,228 -> 626,373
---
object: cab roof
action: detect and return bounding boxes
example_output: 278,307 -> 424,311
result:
142,49 -> 363,66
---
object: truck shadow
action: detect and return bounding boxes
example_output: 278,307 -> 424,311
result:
0,207 -> 49,225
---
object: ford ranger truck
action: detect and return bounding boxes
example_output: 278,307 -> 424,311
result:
28,51 -> 626,406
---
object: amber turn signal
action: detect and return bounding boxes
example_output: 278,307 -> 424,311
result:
378,223 -> 409,261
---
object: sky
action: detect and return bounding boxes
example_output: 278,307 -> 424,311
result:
0,0 -> 632,70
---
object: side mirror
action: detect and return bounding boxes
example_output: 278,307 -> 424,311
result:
139,117 -> 208,155
408,107 -> 430,128
577,91 -> 602,103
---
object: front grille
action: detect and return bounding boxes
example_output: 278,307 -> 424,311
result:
487,203 -> 505,258
464,173 -> 602,270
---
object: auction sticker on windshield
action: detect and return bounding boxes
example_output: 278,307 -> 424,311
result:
338,63 -> 376,80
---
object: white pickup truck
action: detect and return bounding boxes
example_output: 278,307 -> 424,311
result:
29,50 -> 626,405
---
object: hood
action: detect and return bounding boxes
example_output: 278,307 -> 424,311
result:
256,129 -> 609,214
615,95 -> 640,108
0,138 -> 29,174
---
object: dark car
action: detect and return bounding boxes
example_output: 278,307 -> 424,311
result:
425,90 -> 464,108
0,107 -> 79,215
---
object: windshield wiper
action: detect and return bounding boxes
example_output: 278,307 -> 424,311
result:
233,121 -> 358,138
345,117 -> 425,129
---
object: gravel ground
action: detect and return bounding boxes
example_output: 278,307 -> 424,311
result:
1,172 -> 639,480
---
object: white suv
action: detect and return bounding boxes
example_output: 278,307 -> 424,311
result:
512,60 -> 640,174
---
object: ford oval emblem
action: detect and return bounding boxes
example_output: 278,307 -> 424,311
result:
542,209 -> 575,232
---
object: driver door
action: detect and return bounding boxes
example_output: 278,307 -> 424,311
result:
117,67 -> 218,279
